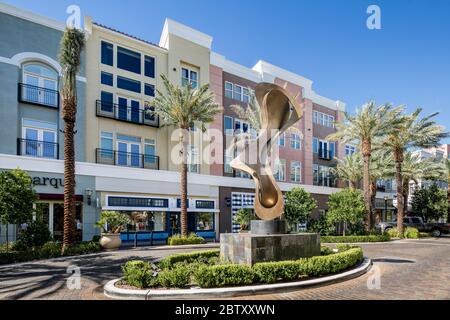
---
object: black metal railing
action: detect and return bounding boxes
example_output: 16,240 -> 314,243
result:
318,149 -> 334,160
18,83 -> 59,108
17,138 -> 59,159
95,148 -> 159,170
95,100 -> 159,127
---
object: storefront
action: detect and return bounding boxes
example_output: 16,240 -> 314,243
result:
101,195 -> 218,244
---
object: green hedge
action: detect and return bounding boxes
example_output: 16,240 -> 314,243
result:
167,233 -> 205,246
0,241 -> 102,265
159,249 -> 219,269
321,234 -> 390,243
386,227 -> 420,239
194,247 -> 363,288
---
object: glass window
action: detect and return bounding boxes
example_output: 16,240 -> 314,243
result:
117,76 -> 141,93
123,211 -> 166,232
243,87 -> 250,103
181,68 -> 198,88
23,64 -> 57,80
188,145 -> 199,173
100,131 -> 113,159
290,161 -> 301,182
329,141 -> 335,159
225,82 -> 233,98
313,111 -> 318,124
100,91 -> 113,112
234,85 -> 242,101
101,72 -> 113,86
274,159 -> 286,181
144,55 -> 155,78
278,133 -> 285,147
345,145 -> 356,155
144,83 -> 155,97
101,41 -> 113,66
224,148 -> 234,173
313,137 -> 318,153
313,164 -> 319,184
224,116 -> 233,136
196,212 -> 214,231
117,46 -> 141,74
290,133 -> 301,149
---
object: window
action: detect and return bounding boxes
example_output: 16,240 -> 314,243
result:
314,164 -> 334,187
345,145 -> 356,155
22,63 -> 58,107
144,83 -> 155,97
144,139 -> 156,166
225,82 -> 233,98
144,55 -> 155,78
290,133 -> 301,149
243,87 -> 250,103
313,137 -> 318,153
313,111 -> 335,128
101,41 -> 113,66
235,119 -> 249,134
101,71 -> 113,86
100,131 -> 113,159
274,159 -> 286,181
290,161 -> 301,182
224,148 -> 234,173
278,133 -> 285,147
233,85 -> 242,101
188,145 -> 199,173
21,119 -> 57,158
100,91 -> 113,112
117,76 -> 141,93
117,46 -> 141,74
117,96 -> 141,123
196,212 -> 214,231
224,116 -> 233,136
182,68 -> 198,88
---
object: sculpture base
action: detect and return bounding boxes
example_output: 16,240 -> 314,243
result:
250,219 -> 288,234
220,233 -> 320,265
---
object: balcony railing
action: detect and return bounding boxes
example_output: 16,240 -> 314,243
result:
18,83 -> 59,108
318,149 -> 334,160
96,100 -> 159,127
95,148 -> 159,170
17,138 -> 59,159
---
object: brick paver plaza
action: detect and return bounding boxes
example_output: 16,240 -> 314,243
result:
1,238 -> 449,300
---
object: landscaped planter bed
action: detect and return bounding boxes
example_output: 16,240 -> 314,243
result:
321,234 -> 391,243
117,246 -> 364,291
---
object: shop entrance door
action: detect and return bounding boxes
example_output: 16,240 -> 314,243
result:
169,212 -> 181,235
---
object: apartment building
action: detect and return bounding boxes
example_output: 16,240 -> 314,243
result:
0,3 -> 357,243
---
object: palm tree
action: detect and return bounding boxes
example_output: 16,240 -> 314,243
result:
332,153 -> 362,189
153,75 -> 220,237
59,28 -> 85,253
384,108 -> 448,234
369,149 -> 394,221
401,152 -> 446,213
327,102 -> 404,230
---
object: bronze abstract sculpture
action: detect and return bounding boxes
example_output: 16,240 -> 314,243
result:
230,83 -> 303,220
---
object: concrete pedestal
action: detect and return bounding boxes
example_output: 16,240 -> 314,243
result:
250,219 -> 288,234
220,232 -> 320,265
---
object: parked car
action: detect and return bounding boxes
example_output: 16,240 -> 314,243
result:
377,216 -> 450,237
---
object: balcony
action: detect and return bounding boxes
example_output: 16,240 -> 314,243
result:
318,149 -> 334,160
17,138 -> 59,159
95,148 -> 159,170
18,83 -> 59,108
96,100 -> 159,127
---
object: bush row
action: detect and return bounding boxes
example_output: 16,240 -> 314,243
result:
122,247 -> 363,289
321,234 -> 390,243
167,233 -> 205,246
0,241 -> 102,265
386,227 -> 420,239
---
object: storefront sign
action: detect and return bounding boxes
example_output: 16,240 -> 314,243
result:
32,176 -> 64,189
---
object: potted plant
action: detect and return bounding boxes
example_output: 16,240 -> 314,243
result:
95,211 -> 130,250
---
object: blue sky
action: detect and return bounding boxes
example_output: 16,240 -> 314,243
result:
6,0 -> 450,142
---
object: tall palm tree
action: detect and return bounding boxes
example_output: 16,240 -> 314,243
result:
59,28 -> 85,253
401,152 -> 446,213
153,75 -> 220,237
332,153 -> 362,189
369,149 -> 394,221
327,102 -> 404,230
384,108 -> 448,234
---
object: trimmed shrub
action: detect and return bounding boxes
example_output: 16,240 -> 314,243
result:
63,241 -> 102,256
194,264 -> 255,288
39,241 -> 62,258
386,227 -> 403,238
321,234 -> 390,243
159,249 -> 219,269
320,246 -> 333,256
15,220 -> 52,249
158,264 -> 191,288
167,233 -> 205,246
404,227 -> 420,239
122,260 -> 156,289
254,261 -> 305,284
335,244 -> 358,252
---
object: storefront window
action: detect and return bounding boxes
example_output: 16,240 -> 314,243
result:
196,212 -> 214,231
123,211 -> 166,232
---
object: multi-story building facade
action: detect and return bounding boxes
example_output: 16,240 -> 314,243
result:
0,3 -> 375,243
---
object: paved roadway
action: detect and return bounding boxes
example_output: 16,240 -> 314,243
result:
0,238 -> 449,300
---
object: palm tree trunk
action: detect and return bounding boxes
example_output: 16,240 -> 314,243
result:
362,146 -> 372,231
394,150 -> 405,234
403,180 -> 410,215
180,130 -> 189,237
62,100 -> 76,254
370,179 -> 377,225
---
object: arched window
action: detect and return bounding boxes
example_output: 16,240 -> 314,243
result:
21,63 -> 59,107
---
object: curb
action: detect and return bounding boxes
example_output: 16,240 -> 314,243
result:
104,258 -> 372,300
